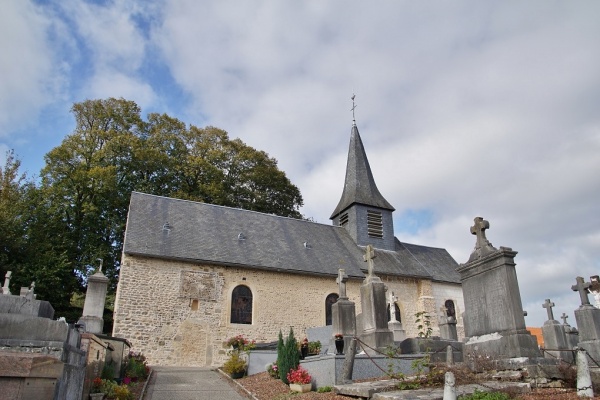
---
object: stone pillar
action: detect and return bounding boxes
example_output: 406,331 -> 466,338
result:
572,276 -> 600,362
439,317 -> 458,341
359,246 -> 393,353
457,217 -> 541,359
331,269 -> 357,353
2,271 -> 12,295
79,265 -> 109,335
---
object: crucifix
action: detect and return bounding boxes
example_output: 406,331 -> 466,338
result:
389,291 -> 398,322
561,313 -> 569,325
571,276 -> 592,307
363,244 -> 376,277
542,299 -> 555,321
470,217 -> 493,250
336,268 -> 348,299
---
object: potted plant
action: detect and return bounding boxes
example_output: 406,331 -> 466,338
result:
89,377 -> 105,399
287,366 -> 312,393
300,338 -> 309,359
222,351 -> 247,379
224,334 -> 256,351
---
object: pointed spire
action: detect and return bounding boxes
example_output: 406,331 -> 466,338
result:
330,123 -> 394,219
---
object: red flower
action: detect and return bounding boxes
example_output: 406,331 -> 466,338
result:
287,366 -> 312,384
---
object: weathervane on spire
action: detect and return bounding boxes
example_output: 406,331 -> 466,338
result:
351,94 -> 357,124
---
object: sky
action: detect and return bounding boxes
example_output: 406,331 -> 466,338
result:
2,0 -> 600,328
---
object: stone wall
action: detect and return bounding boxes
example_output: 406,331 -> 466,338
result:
113,254 -> 464,367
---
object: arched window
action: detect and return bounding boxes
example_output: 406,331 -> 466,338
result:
231,285 -> 253,324
386,303 -> 401,323
325,293 -> 339,325
445,300 -> 456,318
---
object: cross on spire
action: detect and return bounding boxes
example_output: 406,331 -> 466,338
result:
572,276 -> 592,307
542,299 -> 555,321
561,313 -> 569,325
336,268 -> 348,299
350,94 -> 357,124
363,244 -> 376,277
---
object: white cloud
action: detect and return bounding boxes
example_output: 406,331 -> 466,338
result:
0,0 -> 58,136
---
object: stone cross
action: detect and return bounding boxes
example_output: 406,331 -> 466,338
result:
389,291 -> 398,322
542,299 -> 555,321
571,276 -> 592,307
470,217 -> 493,250
25,281 -> 36,300
561,313 -> 569,325
2,271 -> 11,295
336,268 -> 348,299
363,244 -> 376,277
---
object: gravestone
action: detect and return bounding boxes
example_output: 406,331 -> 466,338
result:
571,276 -> 600,362
0,274 -> 86,400
457,217 -> 540,359
358,245 -> 393,353
331,268 -> 357,353
439,306 -> 458,341
78,260 -> 110,334
541,299 -> 572,362
387,291 -> 406,341
561,313 -> 579,350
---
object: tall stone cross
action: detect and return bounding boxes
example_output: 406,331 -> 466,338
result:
470,217 -> 493,250
2,271 -> 11,295
571,276 -> 592,307
363,244 -> 376,277
542,299 -> 555,321
389,291 -> 398,322
336,268 -> 348,299
561,313 -> 569,325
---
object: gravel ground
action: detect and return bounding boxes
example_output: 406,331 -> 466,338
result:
232,372 -> 600,400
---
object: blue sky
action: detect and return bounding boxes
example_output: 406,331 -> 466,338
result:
2,0 -> 600,327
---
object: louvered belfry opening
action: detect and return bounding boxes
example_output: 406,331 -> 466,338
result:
367,210 -> 383,238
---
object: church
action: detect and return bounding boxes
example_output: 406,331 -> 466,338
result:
112,118 -> 465,367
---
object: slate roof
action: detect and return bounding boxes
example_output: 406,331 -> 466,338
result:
123,192 -> 461,284
330,124 -> 395,219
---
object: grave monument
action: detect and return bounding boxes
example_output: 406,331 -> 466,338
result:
541,299 -> 572,362
358,245 -> 394,352
457,217 -> 541,359
387,291 -> 406,341
572,276 -> 600,362
78,259 -> 110,334
331,268 -> 357,352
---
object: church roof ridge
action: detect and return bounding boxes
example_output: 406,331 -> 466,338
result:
330,124 -> 395,219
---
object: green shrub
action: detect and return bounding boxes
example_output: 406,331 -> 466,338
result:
101,362 -> 115,380
317,386 -> 332,393
222,351 -> 247,374
113,385 -> 134,400
459,390 -> 511,400
125,352 -> 149,379
277,327 -> 300,384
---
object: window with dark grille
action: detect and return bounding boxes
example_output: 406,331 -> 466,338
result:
339,213 -> 349,227
386,303 -> 401,322
325,293 -> 339,325
445,300 -> 456,318
367,210 -> 383,238
231,285 -> 253,324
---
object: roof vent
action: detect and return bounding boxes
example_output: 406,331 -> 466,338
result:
303,241 -> 312,249
238,233 -> 246,241
162,222 -> 172,232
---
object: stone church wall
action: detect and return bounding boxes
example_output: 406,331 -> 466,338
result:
113,254 -> 464,367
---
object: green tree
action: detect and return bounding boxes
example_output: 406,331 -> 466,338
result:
278,327 -> 300,384
21,97 -> 303,319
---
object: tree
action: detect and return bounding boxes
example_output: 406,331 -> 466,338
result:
27,97 -> 303,317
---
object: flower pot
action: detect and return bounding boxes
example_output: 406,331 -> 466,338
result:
229,370 -> 245,379
89,394 -> 105,400
289,383 -> 312,393
300,345 -> 308,359
335,338 -> 344,355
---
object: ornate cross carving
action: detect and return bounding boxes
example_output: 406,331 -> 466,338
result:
571,276 -> 592,307
336,268 -> 348,299
542,299 -> 555,321
363,245 -> 376,277
561,313 -> 569,325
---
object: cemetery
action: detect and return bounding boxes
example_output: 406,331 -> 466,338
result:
1,118 -> 598,399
